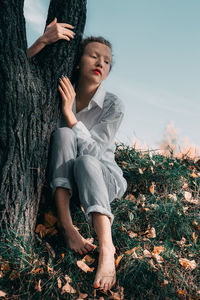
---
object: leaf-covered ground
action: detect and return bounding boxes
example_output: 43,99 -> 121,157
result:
0,144 -> 200,299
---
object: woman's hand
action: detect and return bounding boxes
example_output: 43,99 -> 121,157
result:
27,18 -> 75,58
42,17 -> 75,45
58,76 -> 76,114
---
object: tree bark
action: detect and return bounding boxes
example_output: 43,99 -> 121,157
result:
0,0 -> 87,241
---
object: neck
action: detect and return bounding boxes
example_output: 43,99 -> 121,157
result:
75,77 -> 100,104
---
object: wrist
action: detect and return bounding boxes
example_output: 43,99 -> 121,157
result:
38,35 -> 48,46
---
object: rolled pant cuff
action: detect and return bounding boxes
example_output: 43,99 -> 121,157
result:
50,177 -> 72,198
85,205 -> 114,226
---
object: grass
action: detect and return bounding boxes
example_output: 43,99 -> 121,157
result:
0,144 -> 200,299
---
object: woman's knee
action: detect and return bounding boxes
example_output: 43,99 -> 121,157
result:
52,127 -> 76,146
73,155 -> 100,176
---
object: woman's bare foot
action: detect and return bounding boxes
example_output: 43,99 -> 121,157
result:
60,225 -> 95,255
93,245 -> 116,291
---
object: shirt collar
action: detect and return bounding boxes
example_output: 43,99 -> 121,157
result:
88,83 -> 106,110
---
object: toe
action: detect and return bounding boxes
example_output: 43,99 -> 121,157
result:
85,243 -> 94,251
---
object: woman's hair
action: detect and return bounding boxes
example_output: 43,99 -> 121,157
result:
72,36 -> 114,85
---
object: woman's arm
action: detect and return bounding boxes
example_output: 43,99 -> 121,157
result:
27,17 -> 75,58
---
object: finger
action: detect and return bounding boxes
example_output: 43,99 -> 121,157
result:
59,23 -> 74,29
65,77 -> 75,95
62,29 -> 75,38
61,77 -> 73,95
48,17 -> 57,27
59,80 -> 70,98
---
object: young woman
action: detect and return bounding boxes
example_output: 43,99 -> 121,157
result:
28,18 -> 127,292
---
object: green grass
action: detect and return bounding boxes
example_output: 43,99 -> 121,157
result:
0,144 -> 200,299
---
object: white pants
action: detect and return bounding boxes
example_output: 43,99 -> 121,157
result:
48,127 -> 119,226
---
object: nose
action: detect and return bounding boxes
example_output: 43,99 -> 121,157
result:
96,57 -> 104,68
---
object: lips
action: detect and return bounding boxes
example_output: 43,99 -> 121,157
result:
93,68 -> 102,75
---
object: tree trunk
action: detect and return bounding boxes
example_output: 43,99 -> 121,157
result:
0,0 -> 87,242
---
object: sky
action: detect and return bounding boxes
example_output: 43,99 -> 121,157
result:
24,0 -> 200,153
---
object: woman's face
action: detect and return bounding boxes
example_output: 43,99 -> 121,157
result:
78,42 -> 112,85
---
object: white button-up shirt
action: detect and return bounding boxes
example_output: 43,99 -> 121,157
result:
57,83 -> 127,198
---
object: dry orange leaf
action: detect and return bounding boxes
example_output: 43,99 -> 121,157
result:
82,255 -> 95,265
179,258 -> 197,270
115,254 -> 124,267
143,249 -> 152,258
35,224 -> 47,238
125,194 -> 136,201
1,260 -> 10,271
193,221 -> 200,231
128,231 -> 138,238
44,211 -> 57,228
190,172 -> 198,178
57,277 -> 62,289
177,289 -> 187,295
146,227 -> 156,238
61,282 -> 76,295
77,260 -> 94,273
149,182 -> 155,194
153,246 -> 165,255
152,253 -> 164,264
76,292 -> 88,299
64,275 -> 72,283
34,279 -> 42,292
125,247 -> 138,255
61,253 -> 65,258
192,232 -> 198,244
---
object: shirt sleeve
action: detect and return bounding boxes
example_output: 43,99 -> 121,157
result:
71,100 -> 125,160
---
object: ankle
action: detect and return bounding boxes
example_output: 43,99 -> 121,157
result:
99,244 -> 115,253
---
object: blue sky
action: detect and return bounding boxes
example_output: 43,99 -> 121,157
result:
24,0 -> 200,152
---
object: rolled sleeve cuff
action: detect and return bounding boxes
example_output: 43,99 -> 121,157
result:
72,121 -> 91,138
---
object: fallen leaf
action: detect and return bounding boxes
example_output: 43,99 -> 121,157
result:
177,289 -> 187,295
1,260 -> 10,271
77,260 -> 94,273
109,290 -> 121,300
153,246 -> 165,255
146,227 -> 156,238
152,253 -> 164,264
138,168 -> 143,174
190,172 -> 198,178
193,221 -> 200,231
76,292 -> 88,299
168,194 -> 177,201
192,232 -> 198,244
57,277 -> 62,289
125,247 -> 138,255
64,275 -> 72,283
115,254 -> 124,267
0,291 -> 6,297
121,161 -> 129,168
35,224 -> 47,238
176,237 -> 187,246
143,249 -> 152,258
61,253 -> 65,259
82,255 -> 95,265
35,279 -> 42,292
61,282 -> 76,295
125,194 -> 136,201
179,258 -> 197,270
128,231 -> 138,238
184,191 -> 192,201
149,182 -> 155,194
44,211 -> 57,227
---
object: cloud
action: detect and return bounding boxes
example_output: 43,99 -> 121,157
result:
24,0 -> 49,34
